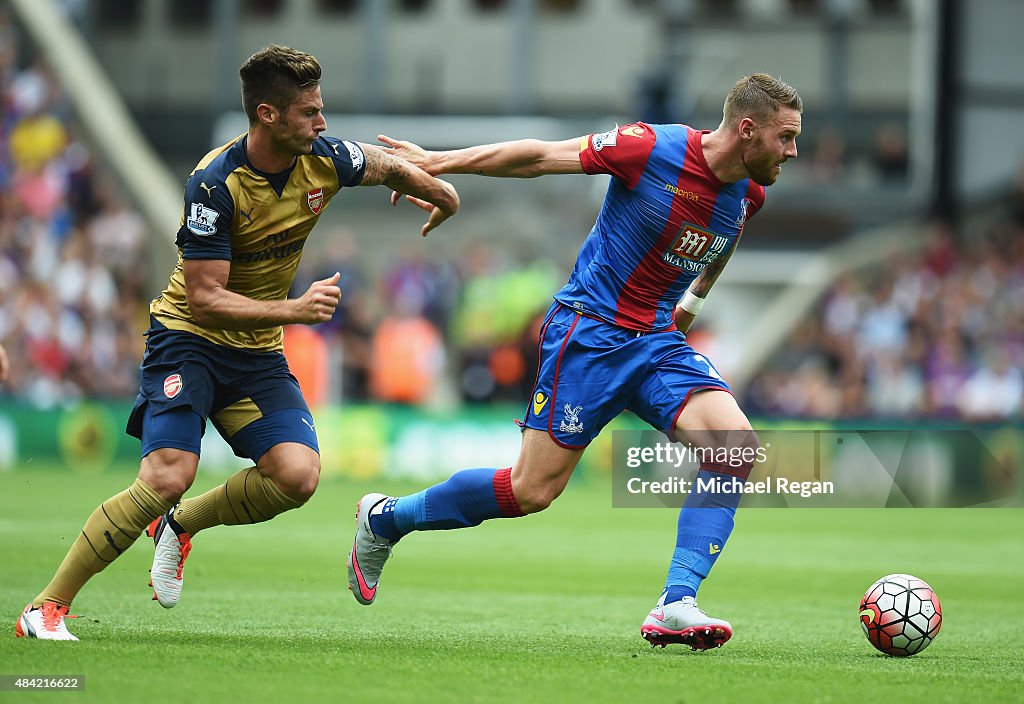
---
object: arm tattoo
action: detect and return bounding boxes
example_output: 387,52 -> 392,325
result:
689,230 -> 744,298
689,256 -> 728,298
360,147 -> 414,188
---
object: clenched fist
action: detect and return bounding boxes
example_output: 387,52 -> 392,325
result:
293,272 -> 342,324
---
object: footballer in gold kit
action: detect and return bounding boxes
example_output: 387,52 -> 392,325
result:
16,45 -> 459,640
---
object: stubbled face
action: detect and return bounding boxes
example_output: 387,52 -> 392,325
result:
740,107 -> 801,186
271,85 -> 327,156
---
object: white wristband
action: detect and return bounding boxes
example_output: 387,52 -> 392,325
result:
679,290 -> 705,316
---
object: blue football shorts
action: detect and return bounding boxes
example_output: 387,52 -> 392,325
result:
126,317 -> 318,462
522,302 -> 730,448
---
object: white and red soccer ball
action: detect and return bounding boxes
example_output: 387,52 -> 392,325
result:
859,574 -> 942,656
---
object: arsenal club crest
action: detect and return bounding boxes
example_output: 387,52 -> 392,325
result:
163,373 -> 183,399
307,188 -> 324,215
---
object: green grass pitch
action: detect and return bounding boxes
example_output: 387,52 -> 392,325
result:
1,466 -> 1021,703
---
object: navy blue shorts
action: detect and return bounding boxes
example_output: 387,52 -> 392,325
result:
126,318 -> 318,462
522,303 -> 730,449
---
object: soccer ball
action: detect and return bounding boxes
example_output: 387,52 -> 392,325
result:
859,574 -> 942,656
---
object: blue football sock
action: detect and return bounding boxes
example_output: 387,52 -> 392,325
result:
663,585 -> 698,603
370,467 -> 523,541
663,466 -> 746,601
368,497 -> 402,541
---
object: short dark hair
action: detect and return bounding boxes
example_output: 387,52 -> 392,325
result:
239,45 -> 322,124
723,73 -> 803,127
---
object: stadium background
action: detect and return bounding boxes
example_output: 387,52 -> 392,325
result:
0,2 -> 1022,702
1,0 -> 1021,482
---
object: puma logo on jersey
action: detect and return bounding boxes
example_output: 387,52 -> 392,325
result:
199,182 -> 217,198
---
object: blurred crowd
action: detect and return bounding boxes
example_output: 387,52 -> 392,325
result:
288,235 -> 559,407
2,9 -> 1020,422
0,10 -> 563,412
0,10 -> 149,407
798,122 -> 910,189
745,204 -> 1024,421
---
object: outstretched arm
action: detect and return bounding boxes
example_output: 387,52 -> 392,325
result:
378,135 -> 585,178
356,143 -> 460,237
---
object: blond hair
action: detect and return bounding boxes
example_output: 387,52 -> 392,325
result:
722,73 -> 803,127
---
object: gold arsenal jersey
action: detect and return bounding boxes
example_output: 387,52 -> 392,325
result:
150,134 -> 365,351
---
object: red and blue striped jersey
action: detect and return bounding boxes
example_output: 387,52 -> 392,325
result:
554,122 -> 765,332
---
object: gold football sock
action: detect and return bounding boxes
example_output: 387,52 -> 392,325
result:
33,478 -> 171,608
173,466 -> 303,536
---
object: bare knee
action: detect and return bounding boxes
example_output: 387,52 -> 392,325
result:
259,445 -> 320,503
510,429 -> 583,514
512,477 -> 566,514
282,461 -> 320,503
675,396 -> 758,454
139,449 -> 198,501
